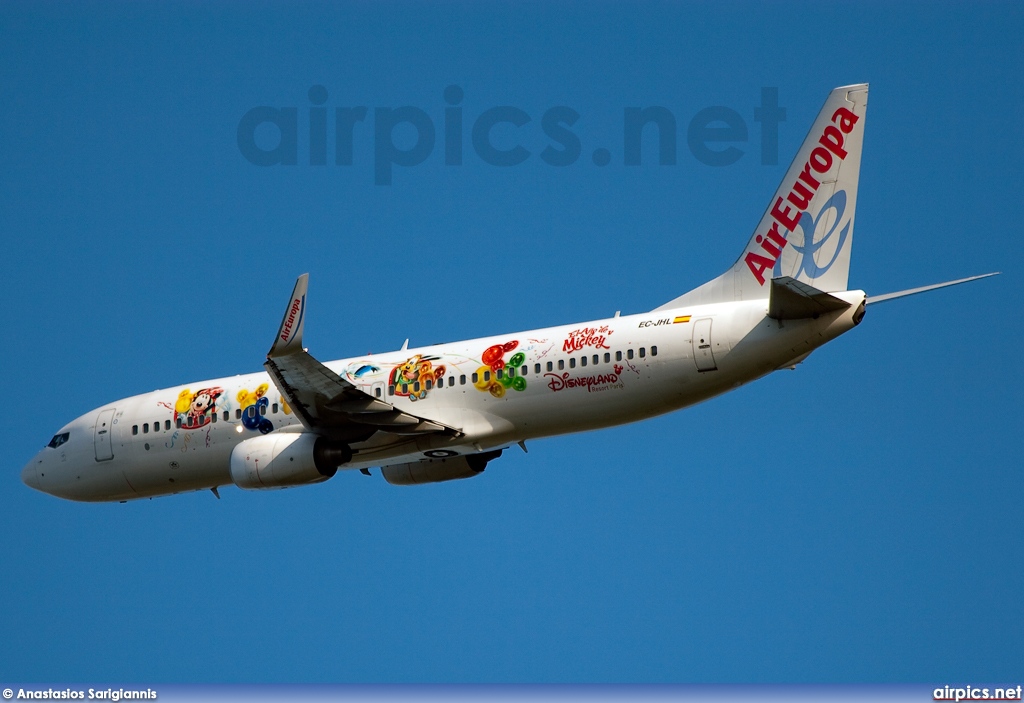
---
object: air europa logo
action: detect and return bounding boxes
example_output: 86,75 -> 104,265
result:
745,106 -> 860,285
280,296 -> 304,343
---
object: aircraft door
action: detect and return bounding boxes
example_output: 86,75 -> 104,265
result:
95,408 -> 116,461
692,318 -> 717,372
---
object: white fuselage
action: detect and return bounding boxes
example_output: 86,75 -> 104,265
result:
21,292 -> 865,502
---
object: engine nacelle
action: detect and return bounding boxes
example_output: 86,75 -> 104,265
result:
229,432 -> 351,490
382,450 -> 502,486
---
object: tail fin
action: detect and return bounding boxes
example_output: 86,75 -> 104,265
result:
655,83 -> 869,311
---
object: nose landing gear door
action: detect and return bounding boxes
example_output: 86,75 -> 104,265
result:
95,408 -> 116,461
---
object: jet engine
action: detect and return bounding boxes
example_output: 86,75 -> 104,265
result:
382,450 -> 502,486
229,432 -> 351,490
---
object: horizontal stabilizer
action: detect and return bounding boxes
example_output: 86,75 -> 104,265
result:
768,276 -> 852,320
866,272 -> 999,305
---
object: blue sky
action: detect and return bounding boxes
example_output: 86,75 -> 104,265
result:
2,1 -> 1021,684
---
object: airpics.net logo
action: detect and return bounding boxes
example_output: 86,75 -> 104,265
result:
236,85 -> 788,185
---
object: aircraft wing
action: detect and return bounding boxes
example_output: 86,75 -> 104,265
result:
264,275 -> 457,443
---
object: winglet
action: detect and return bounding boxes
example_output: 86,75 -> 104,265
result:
268,274 -> 309,358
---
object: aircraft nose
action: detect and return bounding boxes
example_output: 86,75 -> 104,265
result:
21,455 -> 43,492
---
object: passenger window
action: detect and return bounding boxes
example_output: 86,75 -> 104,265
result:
570,358 -> 576,368
425,379 -> 432,390
222,411 -> 228,422
143,423 -> 149,433
131,426 -> 138,436
259,403 -> 267,416
616,351 -> 622,361
375,387 -> 382,398
558,360 -> 564,370
546,361 -> 553,372
247,406 -> 256,418
236,409 -> 242,420
401,383 -> 409,394
507,367 -> 514,378
581,356 -> 587,367
272,403 -> 278,414
651,346 -> 658,357
534,363 -> 541,374
496,369 -> 503,379
604,353 -> 610,363
472,372 -> 478,383
627,349 -> 634,359
639,347 -> 646,358
449,376 -> 455,386
212,413 -> 218,423
177,417 -> 183,428
521,365 -> 527,376
593,355 -> 599,365
438,377 -> 444,388
388,385 -> 395,396
484,370 -> 491,382
414,381 -> 421,392
460,374 -> 466,385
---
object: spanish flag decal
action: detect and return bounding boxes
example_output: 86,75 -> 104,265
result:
673,315 -> 691,324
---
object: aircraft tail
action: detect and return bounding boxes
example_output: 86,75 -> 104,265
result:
655,83 -> 869,311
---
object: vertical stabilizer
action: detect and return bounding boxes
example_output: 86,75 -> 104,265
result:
655,84 -> 868,311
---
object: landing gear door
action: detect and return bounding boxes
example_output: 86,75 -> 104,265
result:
95,408 -> 116,461
692,318 -> 717,372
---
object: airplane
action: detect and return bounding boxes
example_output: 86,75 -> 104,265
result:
21,83 -> 997,502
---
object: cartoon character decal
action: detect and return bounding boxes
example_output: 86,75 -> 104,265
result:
238,383 -> 274,434
474,340 -> 527,398
389,355 -> 446,401
174,387 -> 224,429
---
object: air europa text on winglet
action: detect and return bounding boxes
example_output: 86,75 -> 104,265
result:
745,107 -> 860,285
281,297 -> 303,343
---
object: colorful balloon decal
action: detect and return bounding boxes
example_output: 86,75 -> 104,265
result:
238,384 -> 274,434
475,340 -> 527,397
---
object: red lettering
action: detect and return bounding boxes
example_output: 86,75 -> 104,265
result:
797,161 -> 821,190
545,371 -> 621,393
280,299 -> 301,342
818,125 -> 847,159
809,146 -> 833,173
756,234 -> 781,259
765,223 -> 788,250
562,326 -> 613,353
771,197 -> 801,232
744,252 -> 775,285
831,107 -> 859,133
787,180 -> 814,210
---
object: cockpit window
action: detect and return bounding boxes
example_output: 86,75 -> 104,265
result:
47,432 -> 70,449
